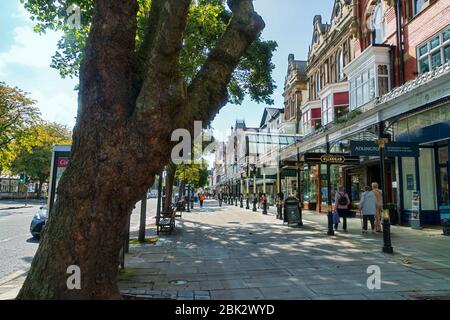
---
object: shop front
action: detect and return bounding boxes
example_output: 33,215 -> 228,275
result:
301,153 -> 357,213
395,102 -> 450,225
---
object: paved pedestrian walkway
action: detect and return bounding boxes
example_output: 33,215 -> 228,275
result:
1,199 -> 449,300
119,200 -> 450,300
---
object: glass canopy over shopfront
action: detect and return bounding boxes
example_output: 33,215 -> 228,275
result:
244,132 -> 302,167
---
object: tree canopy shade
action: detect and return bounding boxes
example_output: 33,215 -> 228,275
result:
17,0 -> 272,299
22,0 -> 277,105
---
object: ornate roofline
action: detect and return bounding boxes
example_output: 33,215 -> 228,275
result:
378,62 -> 450,105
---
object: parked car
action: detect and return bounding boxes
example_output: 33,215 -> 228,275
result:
147,189 -> 158,198
30,206 -> 47,240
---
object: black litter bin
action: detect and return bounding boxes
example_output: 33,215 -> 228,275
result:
284,197 -> 302,226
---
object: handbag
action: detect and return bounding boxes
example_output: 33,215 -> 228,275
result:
332,211 -> 341,225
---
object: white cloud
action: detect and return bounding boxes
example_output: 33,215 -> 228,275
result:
0,26 -> 62,74
30,89 -> 78,128
0,1 -> 78,129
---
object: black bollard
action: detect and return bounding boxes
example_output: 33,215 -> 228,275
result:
382,212 -> 394,253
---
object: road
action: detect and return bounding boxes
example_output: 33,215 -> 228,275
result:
0,197 -> 164,281
0,200 -> 45,279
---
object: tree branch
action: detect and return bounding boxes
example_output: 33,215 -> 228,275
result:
133,0 -> 192,122
77,0 -> 139,124
184,0 -> 265,127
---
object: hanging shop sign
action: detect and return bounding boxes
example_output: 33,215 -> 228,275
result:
350,141 -> 420,157
303,153 -> 360,165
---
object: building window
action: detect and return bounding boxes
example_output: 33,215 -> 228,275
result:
417,26 -> 450,74
336,50 -> 344,81
315,72 -> 321,96
377,65 -> 389,96
413,0 -> 426,16
292,99 -> 295,119
370,1 -> 385,44
349,64 -> 387,110
302,111 -> 310,134
321,95 -> 333,126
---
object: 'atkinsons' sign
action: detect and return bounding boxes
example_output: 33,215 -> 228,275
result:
350,140 -> 420,157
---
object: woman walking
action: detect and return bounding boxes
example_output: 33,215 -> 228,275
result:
359,186 -> 376,234
334,186 -> 350,232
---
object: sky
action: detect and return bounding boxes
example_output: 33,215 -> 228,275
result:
0,0 -> 332,140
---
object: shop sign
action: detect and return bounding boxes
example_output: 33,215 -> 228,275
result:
350,141 -> 379,156
304,153 -> 360,165
350,140 -> 419,157
385,142 -> 419,157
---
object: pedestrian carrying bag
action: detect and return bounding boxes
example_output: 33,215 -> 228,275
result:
333,211 -> 340,224
337,192 -> 348,206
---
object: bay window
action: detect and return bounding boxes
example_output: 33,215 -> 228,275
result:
349,65 -> 381,110
302,110 -> 310,134
321,95 -> 333,126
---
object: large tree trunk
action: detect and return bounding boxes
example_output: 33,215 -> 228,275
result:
17,0 -> 264,299
17,0 -> 150,299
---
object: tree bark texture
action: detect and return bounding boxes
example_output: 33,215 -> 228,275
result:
18,0 -> 264,299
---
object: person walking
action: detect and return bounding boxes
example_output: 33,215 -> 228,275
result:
218,192 -> 223,207
360,186 -> 376,234
334,186 -> 351,232
371,182 -> 383,232
199,193 -> 206,208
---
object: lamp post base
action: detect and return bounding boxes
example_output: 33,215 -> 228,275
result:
327,212 -> 335,236
382,219 -> 394,254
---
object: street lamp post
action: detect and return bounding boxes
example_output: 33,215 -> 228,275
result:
297,161 -> 304,227
240,174 -> 244,208
251,164 -> 257,212
246,177 -> 250,209
376,133 -> 394,254
326,142 -> 335,236
235,181 -> 238,206
186,184 -> 191,213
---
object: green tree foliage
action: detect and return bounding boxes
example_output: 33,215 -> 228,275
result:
20,0 -> 277,104
10,122 -> 72,195
0,82 -> 40,172
175,160 -> 209,188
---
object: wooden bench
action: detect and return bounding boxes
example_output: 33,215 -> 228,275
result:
156,207 -> 176,235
